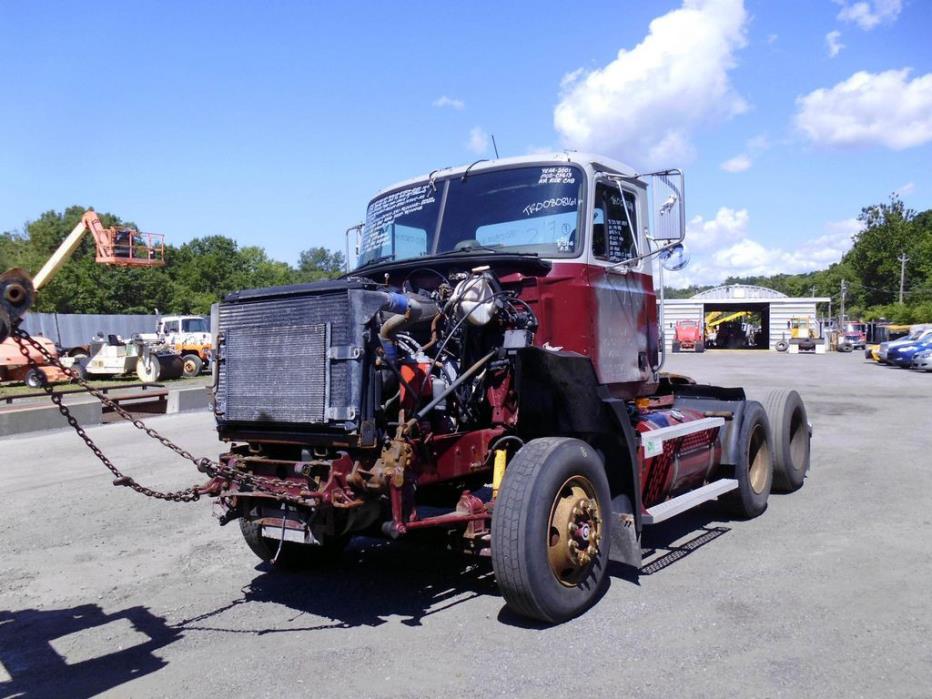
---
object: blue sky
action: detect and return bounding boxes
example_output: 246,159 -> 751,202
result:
2,0 -> 930,286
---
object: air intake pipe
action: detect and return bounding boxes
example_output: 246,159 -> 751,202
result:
378,292 -> 440,362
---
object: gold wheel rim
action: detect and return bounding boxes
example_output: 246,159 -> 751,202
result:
547,475 -> 602,587
748,423 -> 771,494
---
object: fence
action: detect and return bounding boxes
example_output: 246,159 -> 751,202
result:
20,312 -> 158,349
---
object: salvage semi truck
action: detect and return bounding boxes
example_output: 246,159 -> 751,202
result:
207,153 -> 811,622
0,153 -> 811,624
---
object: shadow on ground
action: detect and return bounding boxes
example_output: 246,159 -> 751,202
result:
0,504 -> 740,695
0,604 -> 181,699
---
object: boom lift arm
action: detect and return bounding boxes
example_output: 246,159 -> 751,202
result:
33,210 -> 165,290
0,210 -> 166,342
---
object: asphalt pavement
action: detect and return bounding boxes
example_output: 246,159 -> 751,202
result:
1,351 -> 930,697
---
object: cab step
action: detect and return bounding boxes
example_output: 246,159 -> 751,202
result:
642,478 -> 738,525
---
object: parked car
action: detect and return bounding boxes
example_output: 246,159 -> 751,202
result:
911,349 -> 932,372
878,325 -> 932,364
889,334 -> 932,368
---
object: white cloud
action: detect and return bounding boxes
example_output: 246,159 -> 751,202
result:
896,181 -> 916,195
826,30 -> 845,57
746,134 -> 770,152
467,126 -> 490,154
666,211 -> 861,287
795,69 -> 932,149
553,0 -> 749,168
686,207 -> 751,252
720,133 -> 769,172
721,153 -> 752,172
767,33 -> 778,45
433,96 -> 465,110
834,0 -> 902,30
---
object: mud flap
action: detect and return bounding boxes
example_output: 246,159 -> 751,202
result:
608,494 -> 642,567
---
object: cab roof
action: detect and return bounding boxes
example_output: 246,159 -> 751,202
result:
369,152 -> 641,200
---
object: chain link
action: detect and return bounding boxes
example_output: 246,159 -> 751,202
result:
9,323 -> 306,505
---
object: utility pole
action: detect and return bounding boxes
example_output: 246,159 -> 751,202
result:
898,253 -> 909,304
840,279 -> 847,328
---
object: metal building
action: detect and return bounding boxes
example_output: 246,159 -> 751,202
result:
660,284 -> 831,351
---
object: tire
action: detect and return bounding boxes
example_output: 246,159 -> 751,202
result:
672,341 -> 680,353
136,357 -> 160,383
696,343 -> 705,353
839,343 -> 852,353
70,354 -> 89,381
760,390 -> 810,492
491,437 -> 612,624
240,517 -> 348,569
775,340 -> 789,352
181,354 -> 203,378
720,401 -> 773,518
25,368 -> 47,388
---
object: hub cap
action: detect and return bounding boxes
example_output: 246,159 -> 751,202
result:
547,476 -> 602,587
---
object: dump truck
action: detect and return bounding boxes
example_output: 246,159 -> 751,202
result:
155,314 -> 212,377
0,156 -> 812,624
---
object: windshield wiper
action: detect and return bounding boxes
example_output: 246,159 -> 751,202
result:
356,253 -> 395,269
437,242 -> 502,255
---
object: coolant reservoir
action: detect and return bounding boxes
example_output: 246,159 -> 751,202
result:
451,274 -> 496,326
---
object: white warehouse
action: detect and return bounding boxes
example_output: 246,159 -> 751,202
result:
660,284 -> 831,352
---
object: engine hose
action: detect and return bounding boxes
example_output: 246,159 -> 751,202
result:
378,292 -> 440,362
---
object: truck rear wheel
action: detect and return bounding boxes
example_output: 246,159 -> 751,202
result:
239,517 -> 348,569
721,401 -> 773,519
181,354 -> 203,378
491,437 -> 611,624
761,389 -> 810,492
25,368 -> 47,388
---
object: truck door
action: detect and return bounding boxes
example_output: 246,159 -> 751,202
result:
587,179 -> 657,389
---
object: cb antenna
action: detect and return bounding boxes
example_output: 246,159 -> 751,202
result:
491,134 -> 500,159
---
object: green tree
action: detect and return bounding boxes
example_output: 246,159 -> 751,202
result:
296,246 -> 345,282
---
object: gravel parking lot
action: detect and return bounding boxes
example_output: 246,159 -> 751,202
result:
2,351 -> 930,698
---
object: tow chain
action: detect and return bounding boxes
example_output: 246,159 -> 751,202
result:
10,322 -> 306,505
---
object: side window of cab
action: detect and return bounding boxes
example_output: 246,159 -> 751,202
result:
592,182 -> 638,263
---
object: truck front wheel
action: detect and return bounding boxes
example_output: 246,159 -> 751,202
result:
491,437 -> 612,624
240,517 -> 348,569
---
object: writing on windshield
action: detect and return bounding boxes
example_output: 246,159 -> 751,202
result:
357,165 -> 583,267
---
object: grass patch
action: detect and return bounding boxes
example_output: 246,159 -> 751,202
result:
0,375 -> 210,399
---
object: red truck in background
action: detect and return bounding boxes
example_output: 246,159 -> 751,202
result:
672,319 -> 704,352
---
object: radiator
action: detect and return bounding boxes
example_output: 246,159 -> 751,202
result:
215,280 -> 382,434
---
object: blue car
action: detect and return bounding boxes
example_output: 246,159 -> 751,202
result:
889,335 -> 932,368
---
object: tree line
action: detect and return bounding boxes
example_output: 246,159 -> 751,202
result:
665,196 -> 932,325
3,199 -> 930,324
0,206 -> 346,315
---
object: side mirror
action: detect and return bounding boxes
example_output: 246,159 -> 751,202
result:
344,223 -> 363,273
659,243 -> 690,271
647,170 -> 685,242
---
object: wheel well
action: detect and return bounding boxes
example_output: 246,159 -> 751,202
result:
513,347 -> 643,530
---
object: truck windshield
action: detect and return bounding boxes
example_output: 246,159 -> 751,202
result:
358,165 -> 583,267
182,318 -> 208,333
